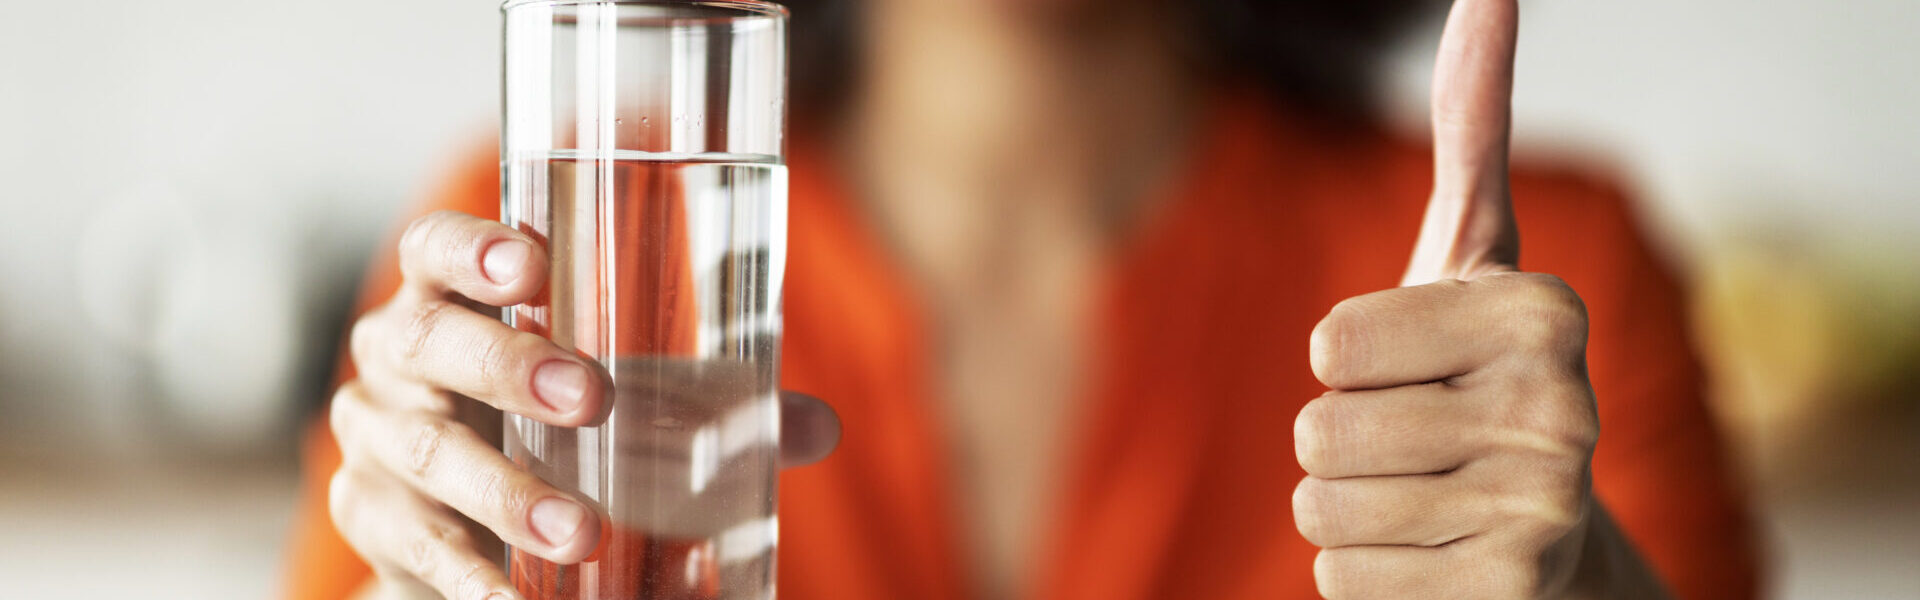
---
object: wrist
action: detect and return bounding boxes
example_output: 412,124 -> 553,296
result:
1564,500 -> 1672,600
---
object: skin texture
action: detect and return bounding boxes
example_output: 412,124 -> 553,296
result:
1292,0 -> 1669,597
328,211 -> 840,600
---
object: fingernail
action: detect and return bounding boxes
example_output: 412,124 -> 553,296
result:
532,361 -> 589,413
530,497 -> 588,547
482,240 -> 530,285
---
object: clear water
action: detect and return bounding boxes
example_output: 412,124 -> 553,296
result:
502,151 -> 787,600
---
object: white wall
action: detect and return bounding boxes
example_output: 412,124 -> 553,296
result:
0,2 -> 502,596
0,0 -> 501,451
1380,0 -> 1920,260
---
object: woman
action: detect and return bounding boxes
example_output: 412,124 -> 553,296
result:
286,0 -> 1762,598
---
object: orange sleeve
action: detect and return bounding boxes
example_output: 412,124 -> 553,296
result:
1514,173 -> 1766,599
282,144 -> 501,600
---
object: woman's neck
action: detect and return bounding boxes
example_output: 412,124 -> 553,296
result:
832,3 -> 1205,597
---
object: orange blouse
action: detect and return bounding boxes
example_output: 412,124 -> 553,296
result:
284,93 -> 1762,600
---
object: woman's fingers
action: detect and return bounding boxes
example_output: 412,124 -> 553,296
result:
335,208 -> 839,598
332,382 -> 603,565
1295,384 -> 1483,479
353,209 -> 609,426
357,208 -> 610,425
779,391 -> 841,468
1293,472 -> 1487,549
1314,542 -> 1526,600
329,466 -> 520,600
351,295 -> 611,427
398,210 -> 550,306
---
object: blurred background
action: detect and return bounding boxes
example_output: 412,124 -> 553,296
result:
0,0 -> 1914,597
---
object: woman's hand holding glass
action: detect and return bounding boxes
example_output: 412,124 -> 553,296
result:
327,211 -> 838,600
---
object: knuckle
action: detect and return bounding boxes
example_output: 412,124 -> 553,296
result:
449,560 -> 497,600
1502,381 -> 1599,457
1310,299 -> 1370,386
1529,497 -> 1583,536
402,211 -> 493,284
477,330 -> 539,392
1500,275 -> 1587,352
326,468 -> 359,535
348,312 -> 381,365
1293,397 -> 1341,476
1312,549 -> 1353,599
1543,391 -> 1600,451
405,534 -> 441,582
398,213 -> 446,271
1291,478 -> 1334,547
427,521 -> 475,551
474,466 -> 537,523
400,211 -> 458,256
405,418 -> 456,480
327,383 -> 362,442
407,522 -> 473,583
401,299 -> 460,364
1496,463 -> 1588,534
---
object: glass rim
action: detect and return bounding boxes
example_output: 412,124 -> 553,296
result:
500,0 -> 789,18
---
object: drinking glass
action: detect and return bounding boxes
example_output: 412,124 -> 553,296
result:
499,1 -> 788,598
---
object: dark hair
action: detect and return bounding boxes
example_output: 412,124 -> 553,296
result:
782,0 -> 1432,121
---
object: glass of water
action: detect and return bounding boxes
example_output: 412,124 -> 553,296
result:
499,1 -> 787,598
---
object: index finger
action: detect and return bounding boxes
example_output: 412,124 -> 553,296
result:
398,210 -> 550,307
1311,273 -> 1586,391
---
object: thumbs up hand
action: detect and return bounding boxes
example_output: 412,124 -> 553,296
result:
1292,1 -> 1667,597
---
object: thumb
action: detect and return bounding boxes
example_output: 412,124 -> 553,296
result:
1403,0 -> 1522,287
779,391 -> 841,468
